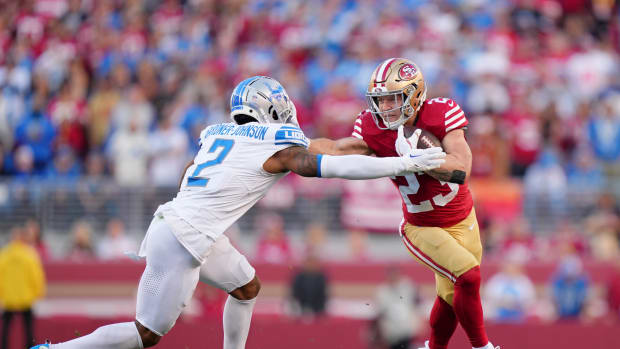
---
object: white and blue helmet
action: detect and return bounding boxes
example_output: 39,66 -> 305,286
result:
230,76 -> 298,126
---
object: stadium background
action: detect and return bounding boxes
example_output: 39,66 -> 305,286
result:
0,0 -> 620,348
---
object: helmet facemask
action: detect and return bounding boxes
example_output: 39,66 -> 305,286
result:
265,88 -> 294,124
366,85 -> 417,130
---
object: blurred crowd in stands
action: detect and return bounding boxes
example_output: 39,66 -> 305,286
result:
1,0 -> 620,325
0,0 -> 618,255
6,0 -> 618,182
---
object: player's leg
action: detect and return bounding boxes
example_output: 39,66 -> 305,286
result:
400,219 -> 480,349
199,235 -> 258,349
23,309 -> 35,348
133,216 -> 202,347
45,216 -> 201,349
428,276 -> 458,349
222,276 -> 260,349
45,322 -> 144,349
2,310 -> 14,349
444,209 -> 494,349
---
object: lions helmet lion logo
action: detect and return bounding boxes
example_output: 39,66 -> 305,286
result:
398,63 -> 417,80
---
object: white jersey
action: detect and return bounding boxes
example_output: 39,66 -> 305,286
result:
153,122 -> 308,262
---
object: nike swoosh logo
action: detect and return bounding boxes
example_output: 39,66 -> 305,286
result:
468,223 -> 475,230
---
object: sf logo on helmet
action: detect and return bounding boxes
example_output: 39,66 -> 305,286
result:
398,64 -> 417,80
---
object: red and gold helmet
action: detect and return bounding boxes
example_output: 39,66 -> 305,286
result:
366,58 -> 427,130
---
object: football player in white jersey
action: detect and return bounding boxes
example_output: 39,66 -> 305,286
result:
31,76 -> 445,349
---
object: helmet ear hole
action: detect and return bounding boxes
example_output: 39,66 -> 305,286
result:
268,105 -> 279,120
234,114 -> 258,125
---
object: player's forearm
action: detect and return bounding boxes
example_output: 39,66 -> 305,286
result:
426,154 -> 470,184
318,154 -> 407,179
308,137 -> 371,155
308,138 -> 338,154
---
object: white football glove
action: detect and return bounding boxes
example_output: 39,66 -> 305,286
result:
395,125 -> 418,157
396,126 -> 446,172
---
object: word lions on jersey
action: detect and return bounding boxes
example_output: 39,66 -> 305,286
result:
145,122 -> 308,263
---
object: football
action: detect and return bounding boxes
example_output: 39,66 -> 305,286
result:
404,127 -> 442,149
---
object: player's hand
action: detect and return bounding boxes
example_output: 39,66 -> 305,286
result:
401,146 -> 446,173
395,125 -> 445,172
395,126 -> 420,156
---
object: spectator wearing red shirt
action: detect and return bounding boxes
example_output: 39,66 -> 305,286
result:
151,0 -> 184,36
47,79 -> 88,157
15,0 -> 47,46
499,218 -> 538,261
503,91 -> 542,177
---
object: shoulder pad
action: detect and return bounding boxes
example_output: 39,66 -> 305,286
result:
274,125 -> 309,148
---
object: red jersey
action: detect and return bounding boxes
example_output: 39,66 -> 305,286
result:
351,97 -> 473,227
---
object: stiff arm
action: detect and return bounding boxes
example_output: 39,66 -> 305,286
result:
263,145 -> 444,179
312,132 -> 470,184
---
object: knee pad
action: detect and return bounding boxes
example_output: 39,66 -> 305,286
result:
199,236 -> 256,293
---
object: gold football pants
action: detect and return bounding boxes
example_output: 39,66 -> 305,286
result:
400,208 -> 482,305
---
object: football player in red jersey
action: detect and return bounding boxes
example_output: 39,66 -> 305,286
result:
310,58 -> 499,349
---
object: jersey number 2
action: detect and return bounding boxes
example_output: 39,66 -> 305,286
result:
398,174 -> 459,213
187,138 -> 235,187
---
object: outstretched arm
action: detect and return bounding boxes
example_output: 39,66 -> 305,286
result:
309,137 -> 373,156
425,129 -> 471,184
263,146 -> 445,179
264,146 -> 320,177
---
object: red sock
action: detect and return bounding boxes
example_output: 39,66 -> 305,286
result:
453,266 -> 488,347
429,296 -> 458,349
